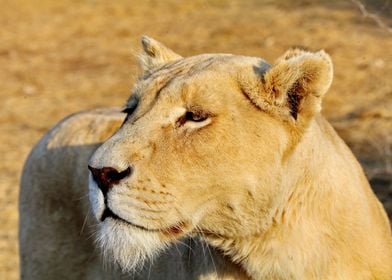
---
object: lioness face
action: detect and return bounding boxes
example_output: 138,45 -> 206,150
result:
88,37 -> 332,270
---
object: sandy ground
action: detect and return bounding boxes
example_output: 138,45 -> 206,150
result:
0,0 -> 391,278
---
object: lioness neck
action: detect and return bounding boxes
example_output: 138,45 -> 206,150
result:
206,116 -> 392,279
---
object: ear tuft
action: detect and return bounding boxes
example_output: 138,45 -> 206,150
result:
139,36 -> 182,72
140,36 -> 159,58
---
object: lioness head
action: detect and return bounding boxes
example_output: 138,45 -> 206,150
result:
88,36 -> 333,271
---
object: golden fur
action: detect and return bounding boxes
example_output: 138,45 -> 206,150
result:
20,37 -> 392,279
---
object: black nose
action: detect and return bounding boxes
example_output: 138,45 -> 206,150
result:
88,165 -> 132,196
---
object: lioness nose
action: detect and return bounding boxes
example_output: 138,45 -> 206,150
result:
88,166 -> 131,195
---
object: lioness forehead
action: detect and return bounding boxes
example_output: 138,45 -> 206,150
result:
126,54 -> 270,107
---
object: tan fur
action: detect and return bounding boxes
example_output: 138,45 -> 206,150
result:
20,37 -> 392,279
20,108 -> 246,280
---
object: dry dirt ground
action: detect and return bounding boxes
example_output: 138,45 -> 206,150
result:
0,0 -> 391,278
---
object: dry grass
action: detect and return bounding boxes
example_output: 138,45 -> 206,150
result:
0,0 -> 391,278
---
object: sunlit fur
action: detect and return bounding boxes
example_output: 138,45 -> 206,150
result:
87,37 -> 392,279
20,37 -> 392,280
95,220 -> 167,272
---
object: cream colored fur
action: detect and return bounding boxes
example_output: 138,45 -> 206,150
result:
20,108 -> 245,280
20,37 -> 392,279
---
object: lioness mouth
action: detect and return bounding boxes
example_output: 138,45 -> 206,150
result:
101,207 -> 186,236
101,207 -> 160,232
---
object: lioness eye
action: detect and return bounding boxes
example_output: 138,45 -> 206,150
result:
122,106 -> 137,116
121,96 -> 139,123
176,109 -> 210,127
185,111 -> 207,122
121,106 -> 136,124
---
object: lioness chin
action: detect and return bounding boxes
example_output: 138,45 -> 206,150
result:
20,36 -> 392,280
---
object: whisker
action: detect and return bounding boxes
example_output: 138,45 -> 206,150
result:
173,242 -> 182,256
118,193 -> 175,205
116,196 -> 175,216
196,225 -> 217,276
195,226 -> 207,260
73,193 -> 90,202
175,239 -> 195,254
187,237 -> 193,266
132,206 -> 169,214
149,259 -> 153,280
79,208 -> 91,236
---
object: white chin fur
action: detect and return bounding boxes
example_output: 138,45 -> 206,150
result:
96,220 -> 167,272
88,174 -> 105,221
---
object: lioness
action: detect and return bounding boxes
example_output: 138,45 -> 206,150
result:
20,37 -> 392,279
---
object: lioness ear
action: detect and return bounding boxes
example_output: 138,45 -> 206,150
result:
275,47 -> 311,62
139,36 -> 182,72
244,50 -> 333,125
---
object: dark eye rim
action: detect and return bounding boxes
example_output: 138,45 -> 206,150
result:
176,109 -> 211,127
184,111 -> 208,122
121,106 -> 137,115
121,106 -> 136,125
121,95 -> 139,124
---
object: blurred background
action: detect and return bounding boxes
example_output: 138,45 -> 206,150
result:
0,0 -> 391,278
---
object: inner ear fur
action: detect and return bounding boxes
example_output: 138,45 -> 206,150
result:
138,36 -> 182,72
243,49 -> 333,124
